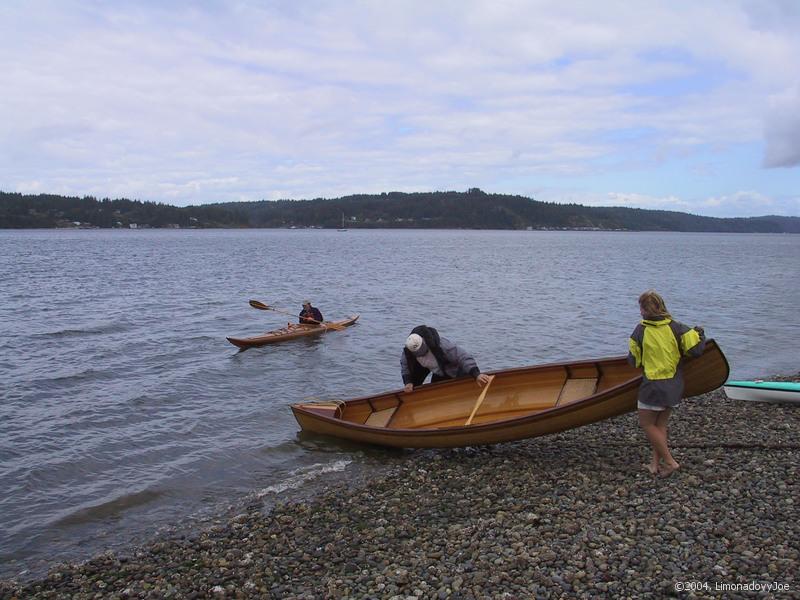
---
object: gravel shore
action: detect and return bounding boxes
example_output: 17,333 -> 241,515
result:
2,376 -> 798,599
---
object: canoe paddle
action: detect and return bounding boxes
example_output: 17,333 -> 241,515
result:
248,299 -> 346,331
465,375 -> 496,426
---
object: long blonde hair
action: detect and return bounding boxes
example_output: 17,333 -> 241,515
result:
638,289 -> 671,319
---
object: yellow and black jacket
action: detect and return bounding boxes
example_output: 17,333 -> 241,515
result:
628,317 -> 705,407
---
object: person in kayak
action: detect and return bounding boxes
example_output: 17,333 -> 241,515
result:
298,300 -> 324,326
627,290 -> 706,478
401,325 -> 491,392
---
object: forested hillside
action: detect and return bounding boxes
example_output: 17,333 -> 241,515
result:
2,189 -> 798,232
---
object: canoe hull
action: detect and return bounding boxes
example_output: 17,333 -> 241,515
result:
227,315 -> 359,348
293,384 -> 640,448
291,339 -> 729,448
723,381 -> 800,404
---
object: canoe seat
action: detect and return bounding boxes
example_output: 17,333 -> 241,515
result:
301,400 -> 345,418
364,406 -> 397,428
557,378 -> 598,406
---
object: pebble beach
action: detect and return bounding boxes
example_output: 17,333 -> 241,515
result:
2,377 -> 798,599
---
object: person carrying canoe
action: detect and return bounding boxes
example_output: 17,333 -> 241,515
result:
627,290 -> 706,478
298,300 -> 324,326
401,325 -> 491,392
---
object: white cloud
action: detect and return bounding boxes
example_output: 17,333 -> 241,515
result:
536,188 -> 799,218
15,180 -> 44,194
539,190 -> 695,212
0,1 -> 798,215
763,86 -> 800,167
698,190 -> 800,217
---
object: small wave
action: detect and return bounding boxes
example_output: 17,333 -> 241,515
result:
183,335 -> 219,343
53,489 -> 163,527
35,322 -> 131,338
42,367 -> 119,385
255,459 -> 351,497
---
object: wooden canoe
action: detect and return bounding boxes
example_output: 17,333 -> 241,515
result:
227,315 -> 359,349
291,339 -> 729,448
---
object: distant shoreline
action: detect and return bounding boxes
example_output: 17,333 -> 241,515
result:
1,227 -> 797,235
3,190 -> 799,233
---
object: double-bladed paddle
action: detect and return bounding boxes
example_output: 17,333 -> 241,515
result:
248,299 -> 346,331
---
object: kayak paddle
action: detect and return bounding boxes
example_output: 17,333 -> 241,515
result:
248,299 -> 346,331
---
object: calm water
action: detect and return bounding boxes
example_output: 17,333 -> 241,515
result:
1,229 -> 798,579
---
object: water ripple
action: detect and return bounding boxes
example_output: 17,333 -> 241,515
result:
1,228 -> 798,580
33,321 -> 133,338
54,489 -> 165,527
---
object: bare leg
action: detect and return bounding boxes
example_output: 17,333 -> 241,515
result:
646,449 -> 659,475
638,410 -> 662,474
655,408 -> 679,477
638,409 -> 679,476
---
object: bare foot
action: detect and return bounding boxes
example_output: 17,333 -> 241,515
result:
644,463 -> 659,475
659,462 -> 680,478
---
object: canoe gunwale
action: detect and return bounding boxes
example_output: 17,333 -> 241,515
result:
291,355 -> 636,437
292,373 -> 640,437
290,339 -> 729,446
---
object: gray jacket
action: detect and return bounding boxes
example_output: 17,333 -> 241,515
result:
401,335 -> 480,385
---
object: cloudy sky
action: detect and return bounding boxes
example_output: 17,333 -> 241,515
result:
2,1 -> 799,217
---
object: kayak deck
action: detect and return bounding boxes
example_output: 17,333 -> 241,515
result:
227,315 -> 359,348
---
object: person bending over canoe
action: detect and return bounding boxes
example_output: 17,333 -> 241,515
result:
298,300 -> 324,326
401,325 -> 491,393
627,290 -> 705,478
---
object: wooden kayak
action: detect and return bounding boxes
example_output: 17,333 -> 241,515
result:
291,339 -> 729,448
227,315 -> 359,349
723,380 -> 800,404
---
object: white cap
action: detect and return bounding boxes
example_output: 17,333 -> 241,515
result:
405,333 -> 424,352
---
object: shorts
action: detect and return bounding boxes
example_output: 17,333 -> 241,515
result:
637,400 -> 667,411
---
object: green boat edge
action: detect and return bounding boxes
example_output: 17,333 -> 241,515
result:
725,380 -> 800,392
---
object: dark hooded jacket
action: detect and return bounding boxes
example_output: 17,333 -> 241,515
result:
299,306 -> 323,325
401,325 -> 481,387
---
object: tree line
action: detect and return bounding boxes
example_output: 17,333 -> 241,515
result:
1,189 -> 798,232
